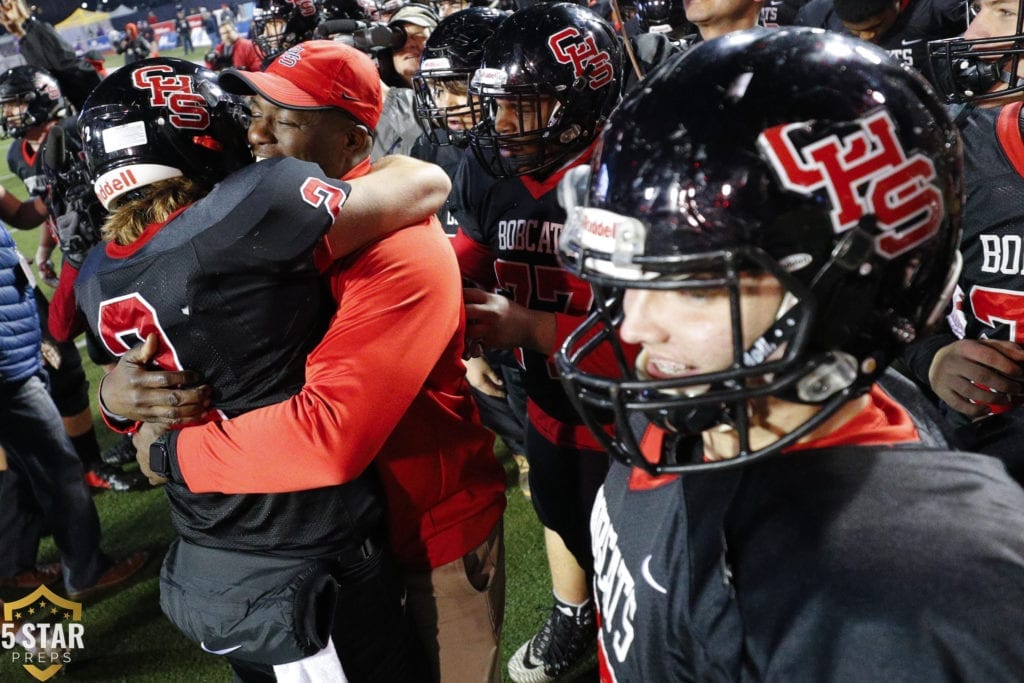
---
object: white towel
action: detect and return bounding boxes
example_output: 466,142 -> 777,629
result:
272,637 -> 348,683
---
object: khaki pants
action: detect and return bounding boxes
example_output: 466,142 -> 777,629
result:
405,520 -> 505,683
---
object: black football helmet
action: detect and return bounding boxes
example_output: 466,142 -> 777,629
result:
927,0 -> 1022,104
467,2 -> 622,178
251,0 -> 323,61
635,0 -> 690,34
0,66 -> 68,139
556,27 -> 963,474
413,7 -> 506,146
79,58 -> 253,210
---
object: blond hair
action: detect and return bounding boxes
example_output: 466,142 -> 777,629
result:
102,176 -> 210,246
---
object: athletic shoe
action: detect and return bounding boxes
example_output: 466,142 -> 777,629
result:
68,550 -> 149,601
0,562 -> 62,588
84,464 -> 150,492
507,598 -> 597,683
100,435 -> 137,467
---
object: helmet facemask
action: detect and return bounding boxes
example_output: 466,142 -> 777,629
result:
413,71 -> 475,146
554,28 -> 964,476
927,0 -> 1024,104
0,97 -> 32,138
468,80 -> 586,178
556,202 -> 869,473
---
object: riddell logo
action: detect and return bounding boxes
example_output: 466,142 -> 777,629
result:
2,587 -> 85,681
583,216 -> 615,238
95,169 -> 139,205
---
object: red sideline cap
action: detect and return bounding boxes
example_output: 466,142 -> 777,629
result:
219,40 -> 382,130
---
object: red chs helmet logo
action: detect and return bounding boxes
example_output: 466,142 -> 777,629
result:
758,109 -> 943,259
547,27 -> 614,91
131,64 -> 210,130
286,0 -> 317,17
33,73 -> 60,103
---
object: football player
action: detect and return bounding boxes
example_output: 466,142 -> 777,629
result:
96,45 -> 508,683
794,0 -> 966,77
903,0 -> 1024,481
0,65 -> 147,492
75,56 -> 455,679
411,7 -> 531,487
927,0 -> 1024,106
0,0 -> 100,109
556,27 -> 1024,680
250,0 -> 324,63
453,4 -> 624,681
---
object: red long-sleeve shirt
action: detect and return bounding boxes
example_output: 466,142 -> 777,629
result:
175,159 -> 506,569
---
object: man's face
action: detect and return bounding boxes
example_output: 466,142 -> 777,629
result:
437,0 -> 468,18
618,273 -> 785,392
963,0 -> 1024,99
258,17 -> 287,52
965,0 -> 1021,41
430,78 -> 471,130
220,24 -> 238,44
491,95 -> 558,172
683,0 -> 759,32
392,23 -> 431,85
0,100 -> 26,136
247,95 -> 362,178
840,3 -> 900,43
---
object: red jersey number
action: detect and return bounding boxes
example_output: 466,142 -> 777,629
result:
970,286 -> 1024,343
493,260 -> 593,377
493,260 -> 593,315
300,178 -> 347,221
98,293 -> 183,370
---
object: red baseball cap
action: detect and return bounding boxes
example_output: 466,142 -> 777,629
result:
219,40 -> 382,130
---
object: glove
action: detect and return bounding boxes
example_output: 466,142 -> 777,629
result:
54,198 -> 103,269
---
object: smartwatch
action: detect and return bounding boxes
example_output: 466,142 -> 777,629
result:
149,431 -> 173,479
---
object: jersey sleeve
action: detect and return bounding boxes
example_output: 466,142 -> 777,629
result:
174,220 -> 465,494
207,156 -> 351,264
452,228 -> 497,289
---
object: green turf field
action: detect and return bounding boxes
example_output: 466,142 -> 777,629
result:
0,46 -> 592,681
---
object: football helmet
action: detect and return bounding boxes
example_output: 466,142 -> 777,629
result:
79,58 -> 253,210
556,27 -> 963,474
467,2 -> 622,178
927,0 -> 1022,104
413,7 -> 506,146
635,0 -> 688,34
0,66 -> 68,139
251,0 -> 323,61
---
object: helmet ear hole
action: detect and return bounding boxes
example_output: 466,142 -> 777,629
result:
560,123 -> 582,144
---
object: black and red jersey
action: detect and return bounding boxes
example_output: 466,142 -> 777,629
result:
795,0 -> 965,77
75,157 -> 384,555
945,103 -> 1024,344
452,152 -> 595,425
7,117 -> 79,198
593,381 -> 1024,681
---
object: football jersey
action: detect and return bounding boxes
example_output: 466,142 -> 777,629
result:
7,117 -> 80,198
794,0 -> 965,77
593,385 -> 1024,681
948,103 -> 1024,345
410,133 -> 481,237
76,157 -> 384,555
453,153 -> 594,425
759,0 -> 811,26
